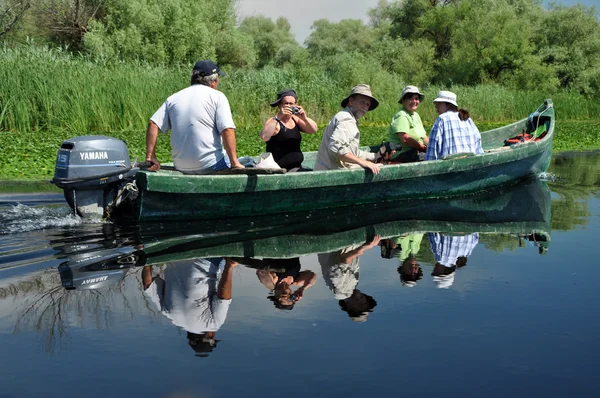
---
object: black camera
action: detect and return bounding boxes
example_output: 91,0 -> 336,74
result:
379,141 -> 401,159
291,106 -> 300,115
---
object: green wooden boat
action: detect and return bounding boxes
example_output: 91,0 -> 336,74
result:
133,100 -> 554,222
52,100 -> 554,222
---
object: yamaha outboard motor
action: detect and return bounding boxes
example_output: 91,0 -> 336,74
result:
52,135 -> 139,219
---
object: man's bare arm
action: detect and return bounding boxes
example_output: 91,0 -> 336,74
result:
221,128 -> 244,169
145,121 -> 161,171
216,259 -> 238,300
339,152 -> 382,175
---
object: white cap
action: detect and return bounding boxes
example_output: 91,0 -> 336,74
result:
433,91 -> 458,107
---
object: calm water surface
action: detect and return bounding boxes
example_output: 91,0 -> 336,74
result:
1,152 -> 599,398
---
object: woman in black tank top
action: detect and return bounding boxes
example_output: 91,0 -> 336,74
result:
260,89 -> 319,171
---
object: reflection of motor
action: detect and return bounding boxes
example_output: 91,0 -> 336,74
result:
58,249 -> 146,290
51,136 -> 140,219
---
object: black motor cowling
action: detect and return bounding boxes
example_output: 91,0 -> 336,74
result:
52,135 -> 139,219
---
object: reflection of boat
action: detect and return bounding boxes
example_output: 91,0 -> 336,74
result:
50,100 -> 554,222
140,178 -> 552,262
53,178 -> 551,289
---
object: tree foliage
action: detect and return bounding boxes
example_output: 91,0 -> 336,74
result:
363,0 -> 599,95
534,4 -> 600,96
306,19 -> 375,58
238,15 -> 297,68
82,0 -> 254,67
30,0 -> 104,50
1,0 -> 599,98
0,0 -> 30,37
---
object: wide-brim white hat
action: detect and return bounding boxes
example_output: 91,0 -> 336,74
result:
433,90 -> 458,107
433,273 -> 455,289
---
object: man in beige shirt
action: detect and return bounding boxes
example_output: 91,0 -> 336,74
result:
314,84 -> 382,174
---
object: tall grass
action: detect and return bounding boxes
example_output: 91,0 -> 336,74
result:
1,44 -> 600,135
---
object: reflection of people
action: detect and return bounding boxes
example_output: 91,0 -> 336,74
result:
387,86 -> 429,163
428,232 -> 479,289
250,258 -> 316,310
259,89 -> 318,171
395,233 -> 425,287
319,235 -> 380,322
424,91 -> 483,161
142,257 -> 238,356
314,84 -> 382,174
145,59 -> 244,174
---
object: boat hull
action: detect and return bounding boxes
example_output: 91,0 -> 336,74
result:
140,177 -> 552,262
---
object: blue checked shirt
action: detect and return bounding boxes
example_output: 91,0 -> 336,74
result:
424,112 -> 483,160
428,233 -> 479,267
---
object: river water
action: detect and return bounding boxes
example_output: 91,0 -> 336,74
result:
1,151 -> 599,398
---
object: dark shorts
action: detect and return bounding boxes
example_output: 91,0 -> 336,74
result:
392,149 -> 423,163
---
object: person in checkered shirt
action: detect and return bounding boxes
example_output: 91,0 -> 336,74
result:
424,91 -> 483,161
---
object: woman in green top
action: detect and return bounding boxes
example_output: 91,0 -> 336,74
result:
387,85 -> 429,163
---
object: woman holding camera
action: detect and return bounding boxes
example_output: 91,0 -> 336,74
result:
260,88 -> 318,171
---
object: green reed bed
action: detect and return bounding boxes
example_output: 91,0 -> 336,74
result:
2,45 -> 600,135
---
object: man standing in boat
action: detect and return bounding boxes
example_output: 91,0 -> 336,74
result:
144,59 -> 244,174
314,84 -> 382,174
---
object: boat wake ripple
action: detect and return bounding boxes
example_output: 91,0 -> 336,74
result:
0,204 -> 85,235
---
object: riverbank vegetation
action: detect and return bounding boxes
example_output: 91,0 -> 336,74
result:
1,43 -> 600,131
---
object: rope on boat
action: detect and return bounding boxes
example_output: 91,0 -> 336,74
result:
104,182 -> 138,220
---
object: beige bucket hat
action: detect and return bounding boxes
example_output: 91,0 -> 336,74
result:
341,84 -> 379,111
399,85 -> 424,103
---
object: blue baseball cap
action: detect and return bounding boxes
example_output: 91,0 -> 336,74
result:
193,60 -> 226,77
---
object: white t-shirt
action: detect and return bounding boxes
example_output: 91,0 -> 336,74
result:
151,85 -> 236,173
144,258 -> 232,334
